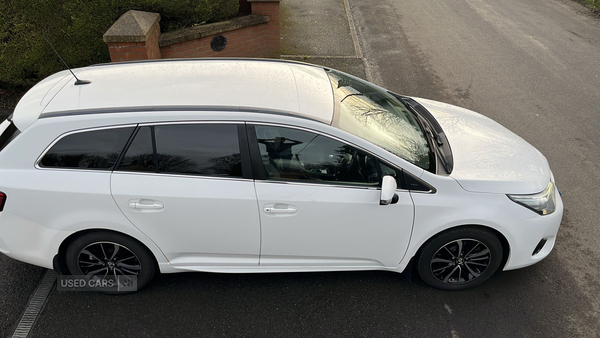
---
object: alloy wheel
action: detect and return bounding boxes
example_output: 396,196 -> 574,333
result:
78,241 -> 141,284
430,238 -> 491,284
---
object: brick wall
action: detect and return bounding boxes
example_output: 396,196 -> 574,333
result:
146,24 -> 162,59
249,1 -> 280,58
161,24 -> 269,59
104,1 -> 280,62
106,24 -> 162,61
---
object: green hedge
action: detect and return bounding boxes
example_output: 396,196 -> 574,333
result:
584,0 -> 600,10
0,0 -> 239,87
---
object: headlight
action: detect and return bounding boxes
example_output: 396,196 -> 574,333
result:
507,181 -> 557,215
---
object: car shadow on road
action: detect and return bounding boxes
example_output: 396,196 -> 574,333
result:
26,252 -> 596,338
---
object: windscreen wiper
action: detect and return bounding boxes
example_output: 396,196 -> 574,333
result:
340,91 -> 378,102
433,139 -> 451,174
417,115 -> 450,173
417,114 -> 443,146
393,95 -> 444,145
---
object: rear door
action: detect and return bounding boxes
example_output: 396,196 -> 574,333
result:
110,122 -> 261,268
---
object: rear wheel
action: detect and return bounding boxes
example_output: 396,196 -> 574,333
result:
65,231 -> 156,293
416,227 -> 503,290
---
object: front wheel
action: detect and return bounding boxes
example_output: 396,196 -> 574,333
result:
416,227 -> 503,290
65,231 -> 156,293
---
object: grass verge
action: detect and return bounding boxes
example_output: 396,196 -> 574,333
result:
583,0 -> 600,11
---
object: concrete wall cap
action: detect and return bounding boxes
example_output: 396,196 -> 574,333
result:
247,0 -> 280,2
103,10 -> 161,43
159,15 -> 269,47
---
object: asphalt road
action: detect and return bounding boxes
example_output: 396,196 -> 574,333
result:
2,0 -> 600,337
349,0 -> 600,335
26,259 -> 592,337
0,255 -> 44,338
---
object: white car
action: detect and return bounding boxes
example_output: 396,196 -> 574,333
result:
0,59 -> 562,291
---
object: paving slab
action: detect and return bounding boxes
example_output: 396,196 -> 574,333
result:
280,0 -> 357,56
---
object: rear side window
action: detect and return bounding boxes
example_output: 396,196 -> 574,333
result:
117,124 -> 242,178
40,127 -> 135,169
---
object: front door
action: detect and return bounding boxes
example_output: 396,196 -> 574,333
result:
111,123 -> 260,267
250,124 -> 414,268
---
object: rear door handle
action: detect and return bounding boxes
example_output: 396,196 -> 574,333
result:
128,199 -> 164,211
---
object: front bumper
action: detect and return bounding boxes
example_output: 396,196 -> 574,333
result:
502,189 -> 564,270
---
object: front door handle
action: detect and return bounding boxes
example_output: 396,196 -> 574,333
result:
128,199 -> 164,211
264,203 -> 297,215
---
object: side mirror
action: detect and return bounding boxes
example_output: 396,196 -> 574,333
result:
380,175 -> 398,205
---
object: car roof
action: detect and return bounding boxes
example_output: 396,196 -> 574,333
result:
11,59 -> 335,130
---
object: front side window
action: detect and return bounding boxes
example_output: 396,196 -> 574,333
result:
327,69 -> 433,171
254,125 -> 400,187
117,124 -> 242,178
40,127 -> 135,169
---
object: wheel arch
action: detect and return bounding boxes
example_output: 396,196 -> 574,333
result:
408,224 -> 510,276
54,228 -> 160,274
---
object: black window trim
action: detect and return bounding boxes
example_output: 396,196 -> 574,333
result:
35,124 -> 138,172
33,121 -> 434,192
245,123 -> 433,191
114,121 -> 252,180
237,124 -> 254,179
0,115 -> 21,152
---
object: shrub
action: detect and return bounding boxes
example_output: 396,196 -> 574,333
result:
0,0 -> 239,87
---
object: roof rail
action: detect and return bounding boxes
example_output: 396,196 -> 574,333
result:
39,105 -> 328,124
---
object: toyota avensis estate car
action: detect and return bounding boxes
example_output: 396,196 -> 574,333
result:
0,59 -> 563,291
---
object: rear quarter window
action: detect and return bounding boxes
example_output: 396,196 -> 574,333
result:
40,127 -> 135,170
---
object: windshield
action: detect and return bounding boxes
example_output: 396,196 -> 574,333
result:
327,70 -> 433,171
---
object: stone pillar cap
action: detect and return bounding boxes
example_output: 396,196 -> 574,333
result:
103,10 -> 161,43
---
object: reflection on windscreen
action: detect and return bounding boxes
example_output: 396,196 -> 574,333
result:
327,70 -> 432,171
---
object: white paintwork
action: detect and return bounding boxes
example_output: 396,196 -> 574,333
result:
0,120 -> 11,136
255,182 -> 414,268
380,176 -> 397,204
11,70 -> 71,131
11,60 -> 335,132
395,172 -> 563,272
0,167 -> 168,269
111,173 -> 261,267
0,60 -> 563,287
414,97 -> 551,194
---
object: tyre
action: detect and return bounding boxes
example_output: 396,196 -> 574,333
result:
416,227 -> 503,291
65,231 -> 156,293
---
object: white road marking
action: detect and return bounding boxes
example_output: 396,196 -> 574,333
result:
444,303 -> 453,314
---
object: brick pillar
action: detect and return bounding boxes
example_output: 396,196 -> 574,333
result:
103,10 -> 162,62
249,0 -> 280,58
